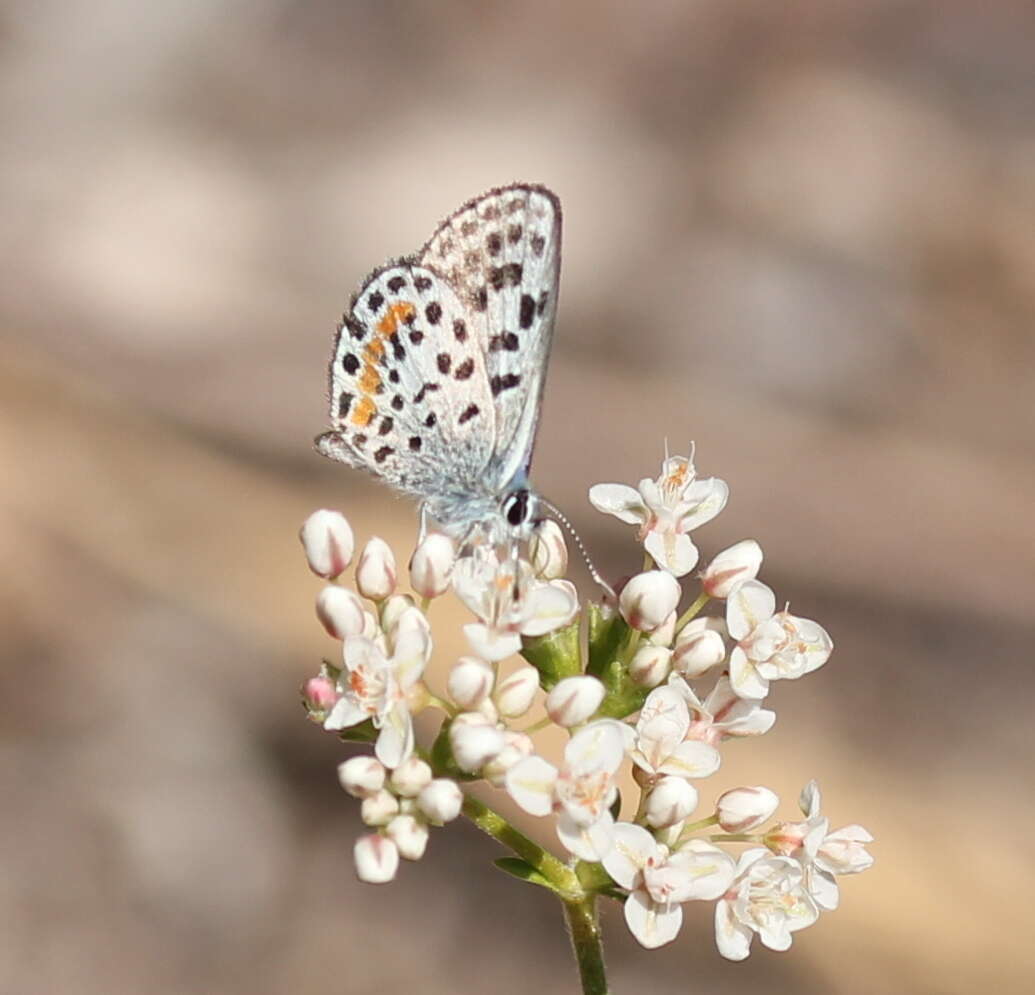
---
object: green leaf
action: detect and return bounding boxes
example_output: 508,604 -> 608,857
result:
494,857 -> 561,893
520,617 -> 582,690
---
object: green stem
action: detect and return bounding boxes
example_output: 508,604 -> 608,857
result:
564,896 -> 609,995
675,590 -> 710,634
461,795 -> 579,897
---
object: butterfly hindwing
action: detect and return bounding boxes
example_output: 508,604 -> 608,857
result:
317,263 -> 496,502
419,184 -> 561,490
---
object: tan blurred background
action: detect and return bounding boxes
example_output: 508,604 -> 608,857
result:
2,1 -> 1034,993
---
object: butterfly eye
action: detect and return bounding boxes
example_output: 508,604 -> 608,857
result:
503,490 -> 532,528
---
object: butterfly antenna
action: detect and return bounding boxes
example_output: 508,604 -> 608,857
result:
538,498 -> 615,600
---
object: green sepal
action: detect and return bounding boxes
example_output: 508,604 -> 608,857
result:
335,719 -> 377,744
586,602 -> 628,678
494,857 -> 562,894
520,617 -> 582,690
595,656 -> 650,721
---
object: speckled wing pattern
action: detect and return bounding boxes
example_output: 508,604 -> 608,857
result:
316,184 -> 561,531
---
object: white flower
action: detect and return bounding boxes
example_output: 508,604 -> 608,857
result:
619,571 -> 681,632
629,644 -> 673,688
494,665 -> 541,718
315,586 -> 367,640
701,539 -> 763,598
300,509 -> 354,579
671,618 -> 726,678
766,780 -> 875,911
529,518 -> 568,579
409,533 -> 455,599
669,674 -> 776,745
449,713 -> 506,773
323,606 -> 432,768
545,676 -> 605,727
353,834 -> 399,884
727,581 -> 832,699
386,814 -> 429,860
355,536 -> 397,600
389,756 -> 433,797
506,720 -> 626,860
714,849 -> 819,960
337,756 -> 386,799
630,686 -> 721,783
644,776 -> 698,829
589,453 -> 728,576
603,823 -> 735,948
417,778 -> 464,823
453,549 -> 578,662
716,786 -> 780,833
446,656 -> 495,709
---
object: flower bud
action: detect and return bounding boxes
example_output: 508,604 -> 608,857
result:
449,717 -> 506,773
409,533 -> 456,598
360,788 -> 400,826
389,756 -> 433,797
337,756 -> 387,798
316,586 -> 367,640
529,519 -> 568,579
672,627 -> 725,678
447,657 -> 495,709
717,785 -> 779,833
386,814 -> 429,860
482,732 -> 534,787
494,665 -> 540,718
356,536 -> 396,601
545,676 -> 605,726
300,509 -> 355,579
380,593 -> 416,633
417,778 -> 463,823
302,676 -> 340,721
645,776 -> 699,829
354,834 -> 399,883
619,571 -> 681,631
702,540 -> 763,599
629,645 -> 672,687
648,611 -> 677,647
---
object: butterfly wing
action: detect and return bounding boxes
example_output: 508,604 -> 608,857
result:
419,184 -> 561,491
317,262 -> 496,505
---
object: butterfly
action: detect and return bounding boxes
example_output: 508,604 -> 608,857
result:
316,183 -> 561,546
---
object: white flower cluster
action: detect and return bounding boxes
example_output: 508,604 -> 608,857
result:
299,450 -> 873,961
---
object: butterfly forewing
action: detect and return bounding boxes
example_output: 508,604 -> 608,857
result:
419,185 -> 561,490
318,263 -> 496,501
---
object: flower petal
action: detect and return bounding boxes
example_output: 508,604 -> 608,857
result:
728,647 -> 770,700
659,739 -> 722,779
726,580 -> 776,641
505,756 -> 558,817
625,889 -> 683,949
564,720 -> 627,776
463,622 -> 521,662
588,483 -> 648,524
644,529 -> 699,577
556,810 -> 614,861
601,822 -> 657,890
715,898 -> 753,961
374,701 -> 413,768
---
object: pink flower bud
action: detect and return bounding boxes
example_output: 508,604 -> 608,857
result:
545,676 -> 605,727
449,716 -> 506,773
300,509 -> 354,579
302,676 -> 340,721
645,776 -> 699,829
360,789 -> 400,827
409,533 -> 456,599
337,756 -> 386,798
356,536 -> 396,600
718,786 -> 780,833
386,814 -> 429,860
389,756 -> 433,797
447,657 -> 495,709
495,665 -> 540,718
672,625 -> 726,678
529,519 -> 568,579
354,834 -> 399,883
629,645 -> 673,687
417,778 -> 463,823
316,586 -> 367,639
619,571 -> 681,631
702,540 -> 763,599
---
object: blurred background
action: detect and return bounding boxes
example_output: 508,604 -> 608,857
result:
2,1 -> 1033,992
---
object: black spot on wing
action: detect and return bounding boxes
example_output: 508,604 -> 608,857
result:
519,294 -> 535,330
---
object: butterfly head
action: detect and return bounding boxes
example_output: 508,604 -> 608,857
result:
500,487 -> 539,537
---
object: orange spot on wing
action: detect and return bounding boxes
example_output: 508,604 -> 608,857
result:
351,396 -> 376,427
365,338 -> 385,360
358,364 -> 381,394
377,301 -> 416,336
